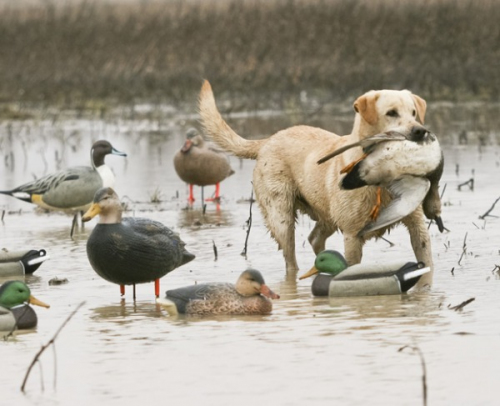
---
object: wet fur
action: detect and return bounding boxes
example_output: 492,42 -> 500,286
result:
199,81 -> 435,288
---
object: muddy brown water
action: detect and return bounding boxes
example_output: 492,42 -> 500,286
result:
1,105 -> 500,405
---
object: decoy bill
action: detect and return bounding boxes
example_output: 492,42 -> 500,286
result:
0,140 -> 126,237
82,187 -> 195,299
174,128 -> 234,203
156,269 -> 279,316
0,249 -> 50,277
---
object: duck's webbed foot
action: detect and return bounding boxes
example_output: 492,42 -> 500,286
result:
369,187 -> 382,220
340,153 -> 368,174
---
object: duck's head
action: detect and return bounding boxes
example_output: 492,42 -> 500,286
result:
299,250 -> 348,280
180,129 -> 205,153
0,281 -> 50,309
82,187 -> 122,224
235,269 -> 280,299
91,140 -> 127,168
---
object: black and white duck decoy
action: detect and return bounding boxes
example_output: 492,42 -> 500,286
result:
173,128 -> 234,203
317,130 -> 444,236
0,140 -> 126,236
0,280 -> 50,332
156,269 -> 280,316
0,249 -> 49,277
82,187 -> 195,299
299,250 -> 431,297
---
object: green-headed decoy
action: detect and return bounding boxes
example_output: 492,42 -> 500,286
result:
0,280 -> 50,331
82,187 -> 195,299
174,128 -> 234,203
299,250 -> 430,296
156,269 -> 279,316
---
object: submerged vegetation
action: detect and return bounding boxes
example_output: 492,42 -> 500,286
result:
0,0 -> 500,107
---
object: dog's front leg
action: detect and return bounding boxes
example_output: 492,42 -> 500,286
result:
403,209 -> 434,288
343,233 -> 363,265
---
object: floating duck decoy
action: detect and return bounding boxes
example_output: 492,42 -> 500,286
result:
299,250 -> 431,296
0,280 -> 50,332
82,187 -> 195,299
317,130 -> 444,236
174,128 -> 234,203
0,249 -> 50,277
0,140 -> 126,237
156,269 -> 280,316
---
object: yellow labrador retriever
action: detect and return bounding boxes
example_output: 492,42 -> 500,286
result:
199,80 -> 436,287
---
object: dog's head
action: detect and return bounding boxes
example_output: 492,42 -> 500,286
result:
353,90 -> 427,140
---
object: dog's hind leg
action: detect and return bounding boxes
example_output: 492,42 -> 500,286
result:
343,233 -> 363,266
308,222 -> 336,254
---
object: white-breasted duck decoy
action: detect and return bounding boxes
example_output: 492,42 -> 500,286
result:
173,128 -> 234,203
82,187 -> 195,299
317,129 -> 444,236
0,280 -> 50,332
0,249 -> 49,277
299,250 -> 430,297
0,140 -> 126,236
156,269 -> 280,316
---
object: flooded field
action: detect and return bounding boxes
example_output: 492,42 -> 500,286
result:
1,103 -> 500,405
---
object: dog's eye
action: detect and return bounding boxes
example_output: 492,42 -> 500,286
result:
412,109 -> 417,117
386,109 -> 399,117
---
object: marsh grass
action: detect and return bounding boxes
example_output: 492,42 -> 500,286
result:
1,0 -> 500,108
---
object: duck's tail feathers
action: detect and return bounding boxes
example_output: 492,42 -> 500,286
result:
199,80 -> 266,160
0,190 -> 32,203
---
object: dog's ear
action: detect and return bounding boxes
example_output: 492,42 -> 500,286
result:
412,94 -> 427,124
353,93 -> 379,125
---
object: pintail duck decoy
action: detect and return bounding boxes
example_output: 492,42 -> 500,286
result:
82,187 -> 195,299
0,280 -> 50,332
299,250 -> 430,297
156,269 -> 280,316
0,249 -> 49,277
318,129 -> 445,236
0,140 -> 126,236
174,128 -> 234,203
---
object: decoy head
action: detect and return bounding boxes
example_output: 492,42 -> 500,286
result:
235,269 -> 280,299
299,250 -> 348,280
181,129 -> 205,153
91,140 -> 127,168
0,281 -> 50,309
82,187 -> 122,224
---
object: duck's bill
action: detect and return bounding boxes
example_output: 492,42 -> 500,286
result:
260,285 -> 280,300
435,216 -> 445,233
29,295 -> 50,308
298,265 -> 319,280
181,139 -> 193,153
82,203 -> 101,222
112,147 -> 127,157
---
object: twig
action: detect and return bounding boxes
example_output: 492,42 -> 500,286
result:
440,183 -> 447,199
457,178 -> 474,191
457,232 -> 468,265
241,188 -> 254,257
21,301 -> 85,393
449,297 -> 475,311
212,240 -> 218,261
479,196 -> 500,219
398,344 -> 428,406
380,236 -> 395,247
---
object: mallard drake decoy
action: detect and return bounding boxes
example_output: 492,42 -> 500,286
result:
0,249 -> 49,277
0,280 -> 50,332
0,140 -> 126,236
173,128 -> 234,203
317,130 -> 444,236
156,269 -> 280,316
299,250 -> 430,296
82,187 -> 195,299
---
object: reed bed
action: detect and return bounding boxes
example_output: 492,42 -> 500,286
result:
0,0 -> 499,107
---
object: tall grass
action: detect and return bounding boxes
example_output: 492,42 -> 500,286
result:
1,0 -> 499,106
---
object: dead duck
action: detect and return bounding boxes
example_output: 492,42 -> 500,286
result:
0,280 -> 50,331
317,130 -> 444,236
156,269 -> 279,316
0,140 -> 126,236
82,187 -> 195,299
173,128 -> 234,203
299,250 -> 430,296
0,249 -> 50,277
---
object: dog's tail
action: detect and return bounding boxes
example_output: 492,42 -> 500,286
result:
199,80 -> 265,159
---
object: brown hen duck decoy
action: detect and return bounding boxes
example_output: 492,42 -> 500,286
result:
156,269 -> 279,316
82,187 -> 195,299
174,128 -> 234,203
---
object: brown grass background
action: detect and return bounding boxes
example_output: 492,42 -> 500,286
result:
1,0 -> 499,107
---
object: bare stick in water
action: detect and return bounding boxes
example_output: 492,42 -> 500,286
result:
241,188 -> 254,257
449,297 -> 475,311
457,232 -> 468,265
212,240 -> 218,261
457,178 -> 474,191
479,196 -> 500,219
398,344 -> 428,406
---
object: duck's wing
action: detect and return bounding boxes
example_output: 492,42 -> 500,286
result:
317,132 -> 407,165
165,283 -> 229,314
359,176 -> 430,237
